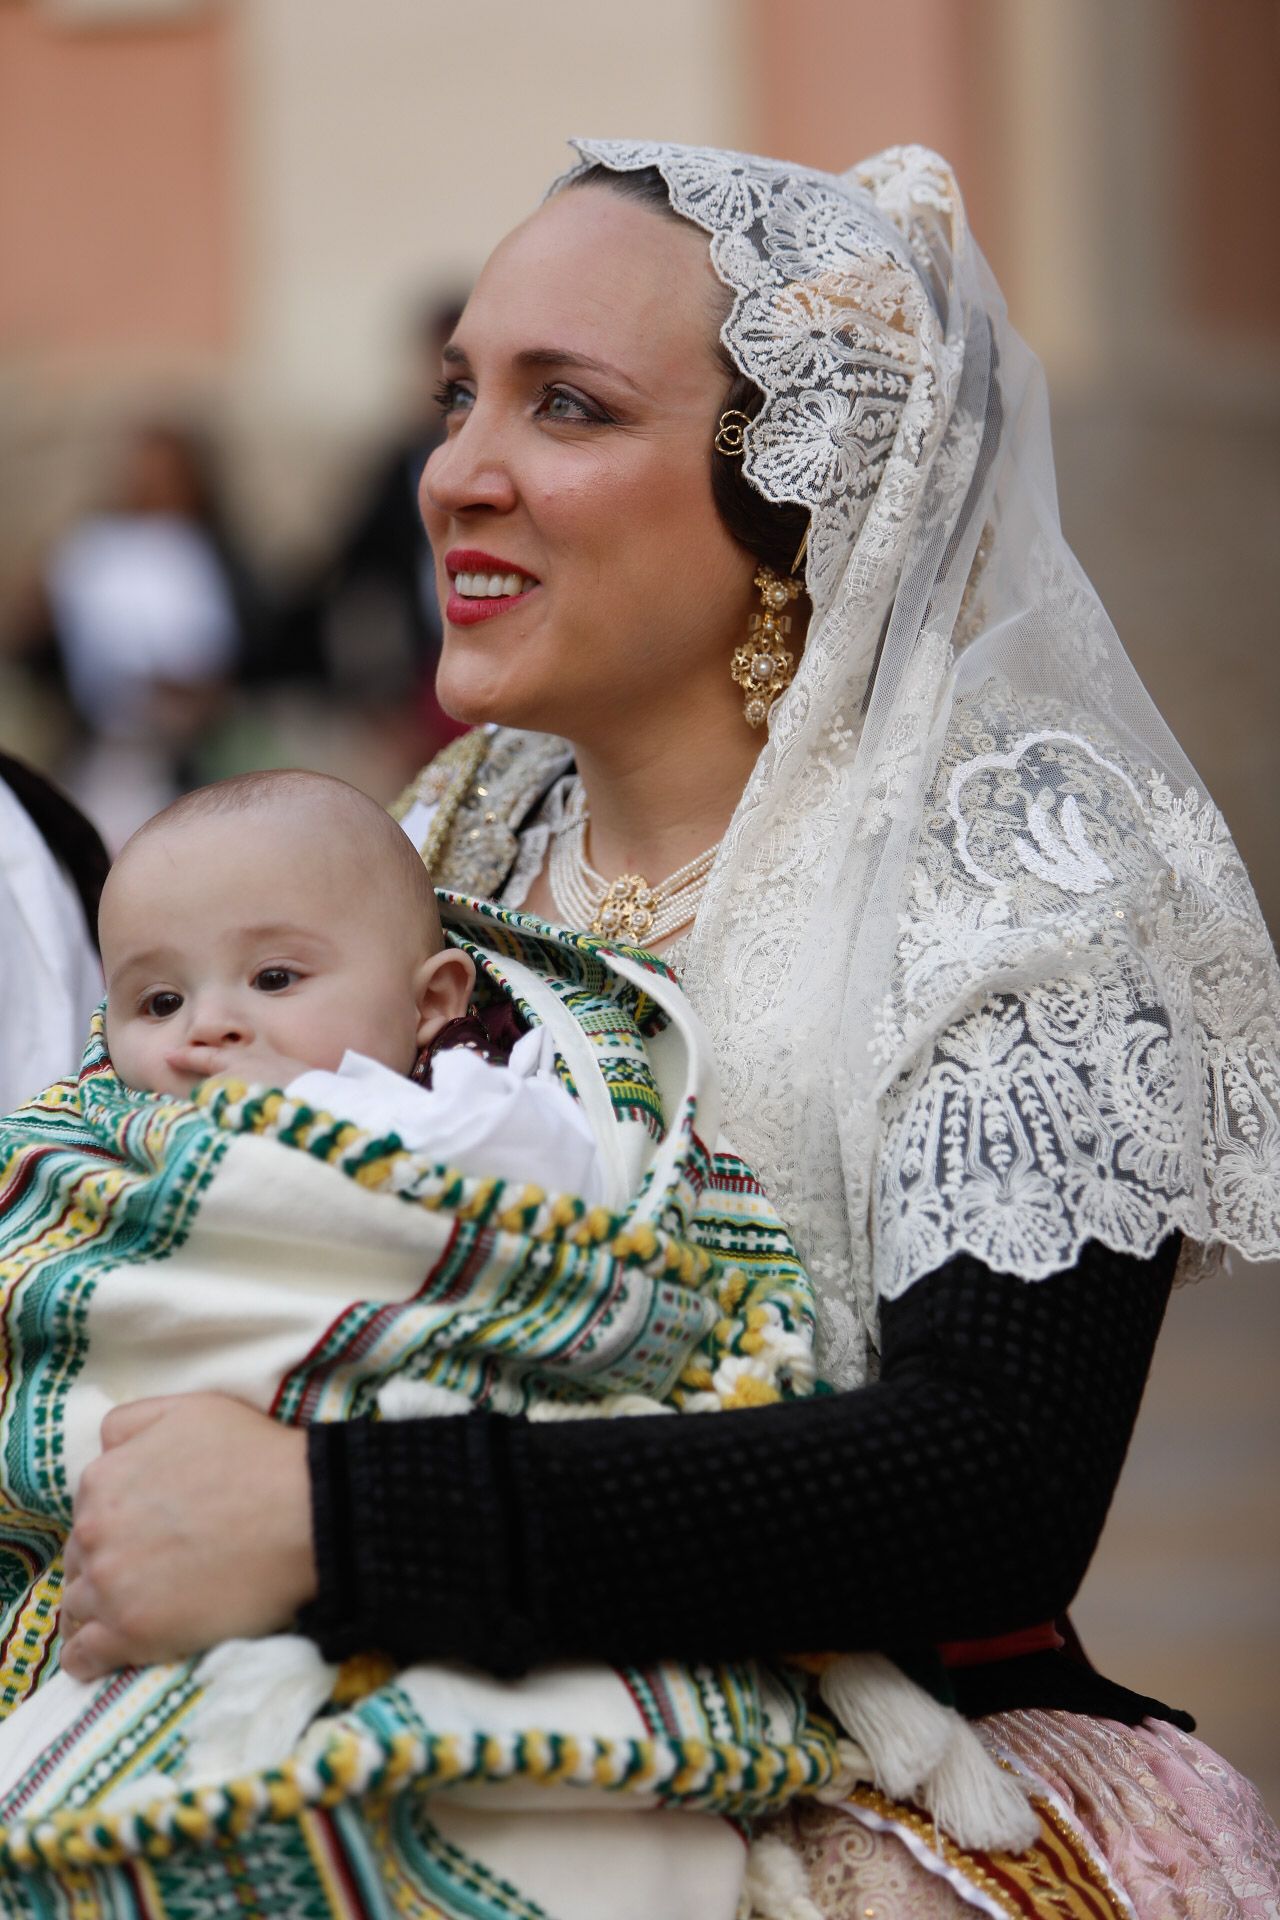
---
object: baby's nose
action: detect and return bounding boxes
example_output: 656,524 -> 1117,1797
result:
187,998 -> 252,1048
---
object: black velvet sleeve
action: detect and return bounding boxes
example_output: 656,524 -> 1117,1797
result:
300,1236 -> 1175,1676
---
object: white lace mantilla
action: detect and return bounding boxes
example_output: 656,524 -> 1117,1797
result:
871,719 -> 1280,1299
531,140 -> 1280,1386
567,139 -> 955,642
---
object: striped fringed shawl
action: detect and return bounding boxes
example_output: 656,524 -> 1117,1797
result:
0,898 -> 842,1918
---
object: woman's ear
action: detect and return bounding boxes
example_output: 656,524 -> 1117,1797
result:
413,948 -> 477,1049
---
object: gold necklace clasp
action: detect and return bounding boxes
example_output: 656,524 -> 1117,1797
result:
591,873 -> 657,941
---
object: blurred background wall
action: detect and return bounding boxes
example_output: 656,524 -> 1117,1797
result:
0,0 -> 1276,1808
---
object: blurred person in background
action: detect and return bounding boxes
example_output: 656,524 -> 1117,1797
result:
16,421 -> 262,850
0,751 -> 105,1110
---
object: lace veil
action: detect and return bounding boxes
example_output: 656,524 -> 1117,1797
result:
563,139 -> 1280,1388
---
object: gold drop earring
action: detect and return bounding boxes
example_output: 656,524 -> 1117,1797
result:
717,408 -> 808,728
730,533 -> 808,729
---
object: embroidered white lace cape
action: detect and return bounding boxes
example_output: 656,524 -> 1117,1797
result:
550,140 -> 1280,1390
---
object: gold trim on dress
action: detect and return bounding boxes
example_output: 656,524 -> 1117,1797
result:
841,1782 -> 1130,1920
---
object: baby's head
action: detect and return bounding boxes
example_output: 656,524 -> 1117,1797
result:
99,770 -> 474,1096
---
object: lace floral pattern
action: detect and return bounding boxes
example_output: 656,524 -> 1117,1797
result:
555,140 -> 1279,1383
871,712 -> 1280,1297
568,139 -> 953,629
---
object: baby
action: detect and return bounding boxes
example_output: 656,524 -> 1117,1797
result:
0,765 -> 758,1912
98,767 -> 602,1195
0,770 -> 1016,1915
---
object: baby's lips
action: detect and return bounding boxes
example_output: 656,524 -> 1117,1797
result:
164,1045 -> 227,1079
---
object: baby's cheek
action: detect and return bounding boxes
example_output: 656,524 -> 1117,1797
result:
106,1019 -> 153,1093
277,1004 -> 345,1075
105,1020 -> 133,1082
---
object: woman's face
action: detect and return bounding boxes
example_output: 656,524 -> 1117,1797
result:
420,186 -> 755,743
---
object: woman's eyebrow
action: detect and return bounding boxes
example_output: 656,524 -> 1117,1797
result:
441,340 -> 648,397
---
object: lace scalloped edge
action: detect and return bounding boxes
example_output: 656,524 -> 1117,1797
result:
871,1212 -> 1269,1310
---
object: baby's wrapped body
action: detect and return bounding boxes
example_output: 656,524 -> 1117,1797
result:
0,900 -> 855,1920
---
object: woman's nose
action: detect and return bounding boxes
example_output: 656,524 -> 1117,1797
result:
420,415 -> 518,522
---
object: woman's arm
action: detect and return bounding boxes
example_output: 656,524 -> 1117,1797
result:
301,1236 -> 1175,1673
61,1236 -> 1174,1679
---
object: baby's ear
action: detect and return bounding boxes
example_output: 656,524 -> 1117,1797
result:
413,948 -> 477,1048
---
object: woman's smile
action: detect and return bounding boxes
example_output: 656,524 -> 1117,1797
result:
444,545 -> 541,625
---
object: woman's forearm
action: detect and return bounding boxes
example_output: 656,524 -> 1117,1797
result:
301,1237 -> 1176,1673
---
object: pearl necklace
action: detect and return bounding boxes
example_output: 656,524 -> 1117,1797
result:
549,781 -> 717,945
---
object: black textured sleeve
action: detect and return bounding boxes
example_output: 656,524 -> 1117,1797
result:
300,1237 -> 1175,1674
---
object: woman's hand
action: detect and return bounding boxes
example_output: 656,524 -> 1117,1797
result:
61,1395 -> 316,1681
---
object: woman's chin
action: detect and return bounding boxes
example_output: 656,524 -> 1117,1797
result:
436,681 -> 520,731
435,658 -> 560,737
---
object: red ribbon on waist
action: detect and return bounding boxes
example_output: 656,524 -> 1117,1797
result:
938,1620 -> 1064,1668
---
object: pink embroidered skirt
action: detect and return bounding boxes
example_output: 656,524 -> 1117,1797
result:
759,1709 -> 1280,1918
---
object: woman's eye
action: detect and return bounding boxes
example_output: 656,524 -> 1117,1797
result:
434,378 -> 474,419
535,384 -> 606,424
252,968 -> 298,994
143,990 -> 183,1019
433,378 -> 609,428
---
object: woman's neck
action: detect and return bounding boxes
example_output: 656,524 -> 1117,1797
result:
572,691 -> 761,883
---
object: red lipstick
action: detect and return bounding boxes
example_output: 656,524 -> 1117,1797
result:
443,549 -> 541,628
445,548 -> 537,577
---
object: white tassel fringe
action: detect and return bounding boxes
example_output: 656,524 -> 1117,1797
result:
818,1651 -> 952,1798
925,1715 -> 1041,1854
817,1651 -> 1039,1855
739,1833 -> 825,1920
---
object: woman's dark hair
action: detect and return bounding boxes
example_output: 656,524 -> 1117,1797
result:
567,165 -> 809,580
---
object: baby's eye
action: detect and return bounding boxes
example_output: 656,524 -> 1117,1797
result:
252,967 -> 299,994
142,990 -> 183,1020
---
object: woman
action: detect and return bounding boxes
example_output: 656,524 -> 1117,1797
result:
61,141 -> 1280,1914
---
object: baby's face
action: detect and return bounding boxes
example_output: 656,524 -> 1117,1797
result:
101,812 -> 442,1097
